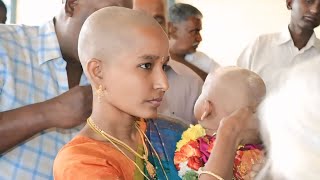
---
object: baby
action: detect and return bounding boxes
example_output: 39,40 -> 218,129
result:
174,66 -> 266,180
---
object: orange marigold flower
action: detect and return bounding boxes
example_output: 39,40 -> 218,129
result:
180,140 -> 201,158
174,151 -> 189,165
187,156 -> 204,171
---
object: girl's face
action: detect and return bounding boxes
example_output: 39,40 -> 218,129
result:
101,26 -> 170,118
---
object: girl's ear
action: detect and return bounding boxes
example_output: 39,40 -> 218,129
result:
86,58 -> 104,89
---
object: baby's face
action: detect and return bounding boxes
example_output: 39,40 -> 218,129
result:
194,94 -> 206,121
193,73 -> 215,122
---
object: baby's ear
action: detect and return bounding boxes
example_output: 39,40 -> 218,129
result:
200,100 -> 215,121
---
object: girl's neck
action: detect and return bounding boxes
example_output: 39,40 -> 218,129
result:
89,102 -> 140,142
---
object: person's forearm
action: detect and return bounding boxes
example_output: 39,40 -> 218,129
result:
0,101 -> 56,153
199,127 -> 239,180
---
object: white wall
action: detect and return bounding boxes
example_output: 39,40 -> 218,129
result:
16,0 -> 61,25
177,0 -> 320,65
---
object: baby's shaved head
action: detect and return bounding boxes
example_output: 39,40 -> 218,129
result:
78,6 -> 166,74
204,66 -> 266,113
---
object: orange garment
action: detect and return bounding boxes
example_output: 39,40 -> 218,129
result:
54,120 -> 149,180
53,135 -> 136,180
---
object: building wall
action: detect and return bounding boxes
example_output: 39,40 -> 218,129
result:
16,0 -> 61,25
15,0 -> 320,65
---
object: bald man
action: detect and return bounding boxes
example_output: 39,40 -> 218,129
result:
54,6 -> 170,179
133,0 -> 167,31
0,0 -> 132,179
134,0 -> 203,124
194,66 -> 266,136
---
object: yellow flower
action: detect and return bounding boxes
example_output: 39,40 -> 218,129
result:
176,139 -> 189,152
176,124 -> 206,151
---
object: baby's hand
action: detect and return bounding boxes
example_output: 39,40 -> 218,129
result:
219,107 -> 260,145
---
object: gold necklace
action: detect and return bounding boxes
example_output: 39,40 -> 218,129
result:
135,123 -> 169,180
135,123 -> 156,178
87,117 -> 168,180
88,117 -> 149,163
87,117 -> 152,179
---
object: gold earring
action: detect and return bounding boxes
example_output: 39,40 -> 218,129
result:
95,85 -> 105,102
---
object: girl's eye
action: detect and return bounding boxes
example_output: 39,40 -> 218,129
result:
140,63 -> 152,69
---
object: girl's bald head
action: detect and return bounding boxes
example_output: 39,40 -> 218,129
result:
78,6 -> 168,75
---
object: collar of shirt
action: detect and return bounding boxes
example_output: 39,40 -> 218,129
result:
37,20 -> 63,65
276,26 -> 320,51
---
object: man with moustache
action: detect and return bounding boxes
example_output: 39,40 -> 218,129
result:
168,3 -> 220,80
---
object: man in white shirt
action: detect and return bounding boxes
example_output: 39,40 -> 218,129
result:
168,3 -> 220,80
237,0 -> 320,91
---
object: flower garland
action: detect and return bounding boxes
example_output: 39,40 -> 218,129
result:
174,125 -> 265,180
176,124 -> 206,151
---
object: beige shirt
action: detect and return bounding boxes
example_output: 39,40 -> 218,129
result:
169,59 -> 204,83
237,28 -> 320,91
158,60 -> 203,124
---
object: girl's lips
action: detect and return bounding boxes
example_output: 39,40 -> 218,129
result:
147,98 -> 163,107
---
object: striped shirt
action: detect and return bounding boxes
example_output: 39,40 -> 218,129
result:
0,21 -> 88,180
